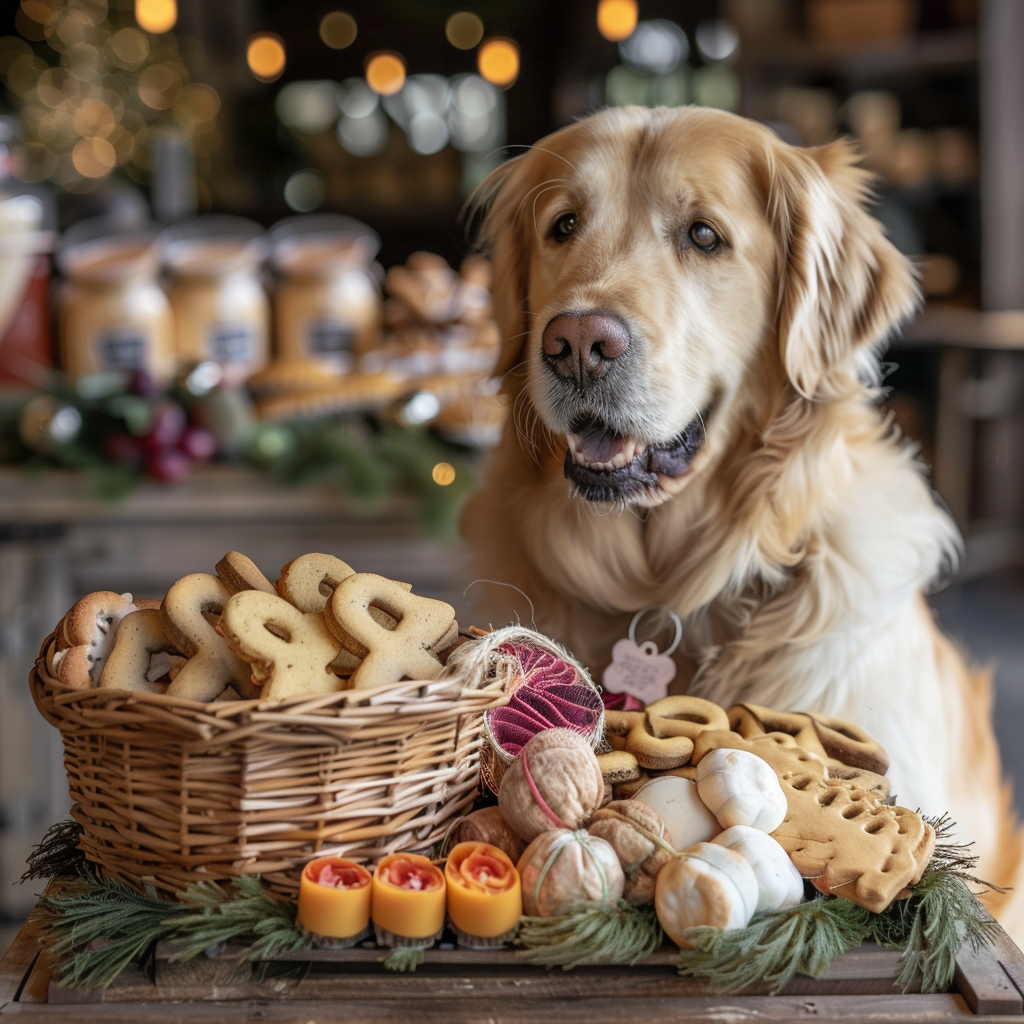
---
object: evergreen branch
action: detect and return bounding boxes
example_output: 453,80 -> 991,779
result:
20,819 -> 86,883
516,900 -> 662,969
675,896 -> 873,993
39,874 -> 311,991
383,947 -> 425,972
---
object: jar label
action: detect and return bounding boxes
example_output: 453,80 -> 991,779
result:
307,321 -> 355,355
208,324 -> 257,363
95,328 -> 147,370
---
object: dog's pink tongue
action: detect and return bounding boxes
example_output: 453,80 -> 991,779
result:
570,423 -> 627,463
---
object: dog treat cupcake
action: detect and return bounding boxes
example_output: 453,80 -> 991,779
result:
445,841 -> 522,948
371,853 -> 447,950
296,857 -> 373,948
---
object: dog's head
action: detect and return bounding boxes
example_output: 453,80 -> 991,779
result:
471,106 -> 918,508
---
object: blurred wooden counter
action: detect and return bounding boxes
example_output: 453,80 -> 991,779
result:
0,467 -> 467,920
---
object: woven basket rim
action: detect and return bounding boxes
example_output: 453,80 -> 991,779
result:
33,632 -> 507,726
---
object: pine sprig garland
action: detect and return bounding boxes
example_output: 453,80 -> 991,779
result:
515,900 -> 663,969
40,874 -> 312,991
676,896 -> 873,993
383,947 -> 426,972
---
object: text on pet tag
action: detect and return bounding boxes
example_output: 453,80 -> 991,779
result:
601,609 -> 681,704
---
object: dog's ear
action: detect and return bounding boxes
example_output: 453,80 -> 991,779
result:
768,137 -> 919,399
465,155 -> 529,377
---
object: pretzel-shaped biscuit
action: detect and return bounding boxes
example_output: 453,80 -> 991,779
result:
727,703 -> 827,759
219,590 -> 345,699
160,573 -> 253,702
808,713 -> 890,775
278,553 -> 359,613
324,572 -> 456,689
216,551 -> 276,595
604,698 -> 731,770
97,609 -> 179,693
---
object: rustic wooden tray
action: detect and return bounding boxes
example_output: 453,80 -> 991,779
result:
3,895 -> 1024,1023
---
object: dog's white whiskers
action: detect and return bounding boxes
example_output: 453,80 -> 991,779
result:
512,178 -> 573,225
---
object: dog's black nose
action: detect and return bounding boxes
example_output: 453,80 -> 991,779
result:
542,312 -> 631,385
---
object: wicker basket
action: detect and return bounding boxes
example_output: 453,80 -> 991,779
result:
30,633 -> 507,899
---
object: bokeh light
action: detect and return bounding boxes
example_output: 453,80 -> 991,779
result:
135,0 -> 177,34
619,20 -> 688,74
694,19 -> 739,63
319,11 -> 357,49
72,135 -> 116,177
337,107 -> 388,156
445,12 -> 484,50
365,52 -> 406,96
477,38 -> 519,89
432,462 -> 456,486
597,0 -> 638,42
110,26 -> 149,66
138,62 -> 181,109
276,80 -> 339,133
247,33 -> 286,83
283,169 -> 326,212
409,111 -> 448,154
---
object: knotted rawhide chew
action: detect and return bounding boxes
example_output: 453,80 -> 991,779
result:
498,729 -> 605,842
517,828 -> 624,917
160,573 -> 252,702
97,608 -> 179,693
215,551 -> 277,595
218,590 -> 345,699
324,572 -> 457,689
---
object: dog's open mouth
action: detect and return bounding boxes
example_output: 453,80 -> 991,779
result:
563,410 -> 707,502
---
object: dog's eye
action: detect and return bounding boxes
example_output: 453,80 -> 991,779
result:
688,222 -> 719,250
551,212 -> 577,244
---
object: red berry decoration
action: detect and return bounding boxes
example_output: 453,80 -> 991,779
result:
178,425 -> 218,461
148,447 -> 192,484
128,369 -> 156,398
145,403 -> 187,450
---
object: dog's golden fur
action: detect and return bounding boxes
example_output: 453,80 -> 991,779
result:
463,105 -> 1024,935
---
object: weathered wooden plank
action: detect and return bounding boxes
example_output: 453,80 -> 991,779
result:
955,940 -> 1024,1015
0,992 -> 995,1023
0,919 -> 41,1007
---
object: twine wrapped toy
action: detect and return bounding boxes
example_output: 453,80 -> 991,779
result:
471,627 -> 605,794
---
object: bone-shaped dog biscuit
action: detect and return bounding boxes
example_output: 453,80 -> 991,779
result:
161,573 -> 254,702
219,590 -> 345,699
325,572 -> 456,689
98,609 -> 179,693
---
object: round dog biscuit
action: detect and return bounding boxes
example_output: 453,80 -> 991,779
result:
216,551 -> 276,595
98,609 -> 179,693
597,750 -> 641,784
160,573 -> 253,702
219,590 -> 345,699
324,572 -> 456,689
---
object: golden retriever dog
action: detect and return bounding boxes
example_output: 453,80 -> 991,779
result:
463,104 -> 1024,934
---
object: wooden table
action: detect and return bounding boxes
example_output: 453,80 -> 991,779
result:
3,898 -> 1024,1023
